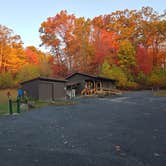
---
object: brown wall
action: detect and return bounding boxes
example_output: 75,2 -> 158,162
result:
102,80 -> 116,89
22,79 -> 66,101
39,80 -> 66,101
21,80 -> 39,99
39,81 -> 53,101
66,74 -> 94,95
67,74 -> 116,95
53,82 -> 66,99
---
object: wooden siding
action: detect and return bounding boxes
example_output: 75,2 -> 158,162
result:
66,74 -> 93,95
39,81 -> 53,101
102,80 -> 116,89
66,73 -> 116,96
53,82 -> 66,99
21,79 -> 39,99
21,78 -> 66,101
39,81 -> 66,100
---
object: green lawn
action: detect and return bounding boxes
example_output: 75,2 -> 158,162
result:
0,104 -> 8,115
0,89 -> 18,115
0,89 -> 76,115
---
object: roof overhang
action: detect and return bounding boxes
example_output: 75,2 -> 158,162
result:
66,72 -> 116,82
20,77 -> 67,85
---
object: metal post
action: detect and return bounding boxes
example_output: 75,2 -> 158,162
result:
9,99 -> 13,115
17,97 -> 20,114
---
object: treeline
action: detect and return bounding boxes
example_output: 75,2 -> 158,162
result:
0,25 -> 53,88
0,7 -> 166,89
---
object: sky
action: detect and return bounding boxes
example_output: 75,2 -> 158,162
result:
0,0 -> 165,50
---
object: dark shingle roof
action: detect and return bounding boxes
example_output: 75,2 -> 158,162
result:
66,72 -> 116,82
21,76 -> 67,84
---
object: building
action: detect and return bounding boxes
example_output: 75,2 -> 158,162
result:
66,72 -> 117,97
20,73 -> 117,101
21,77 -> 66,101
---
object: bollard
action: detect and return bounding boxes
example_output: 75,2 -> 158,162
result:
9,99 -> 13,115
17,97 -> 20,114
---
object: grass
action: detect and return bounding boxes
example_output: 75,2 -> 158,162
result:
0,89 -> 76,116
154,90 -> 166,97
0,104 -> 9,115
0,89 -> 18,103
0,89 -> 18,115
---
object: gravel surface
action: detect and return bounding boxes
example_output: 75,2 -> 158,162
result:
0,91 -> 166,166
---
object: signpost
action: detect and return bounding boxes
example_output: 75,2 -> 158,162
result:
16,97 -> 20,114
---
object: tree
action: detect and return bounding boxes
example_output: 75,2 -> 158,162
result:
52,63 -> 68,78
117,40 -> 136,74
147,68 -> 166,87
25,46 -> 39,64
101,61 -> 128,87
0,72 -> 15,88
16,64 -> 40,83
25,46 -> 53,77
100,60 -> 111,77
38,8 -> 166,88
92,29 -> 119,66
135,71 -> 147,85
136,45 -> 153,74
0,25 -> 25,73
39,10 -> 76,65
67,17 -> 94,73
39,11 -> 95,73
137,7 -> 166,66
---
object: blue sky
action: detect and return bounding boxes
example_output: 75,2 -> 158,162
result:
0,0 -> 165,50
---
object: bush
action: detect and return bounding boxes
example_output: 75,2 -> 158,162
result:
0,72 -> 15,88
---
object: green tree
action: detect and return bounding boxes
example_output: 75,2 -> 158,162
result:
101,61 -> 128,87
118,40 -> 136,74
100,60 -> 111,77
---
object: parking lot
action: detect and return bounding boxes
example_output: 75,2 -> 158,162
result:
0,91 -> 166,166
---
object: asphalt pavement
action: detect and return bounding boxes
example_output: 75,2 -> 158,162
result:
0,91 -> 166,166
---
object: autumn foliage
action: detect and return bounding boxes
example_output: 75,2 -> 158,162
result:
0,7 -> 166,89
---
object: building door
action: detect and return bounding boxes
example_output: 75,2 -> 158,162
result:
39,83 -> 53,101
53,83 -> 66,99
